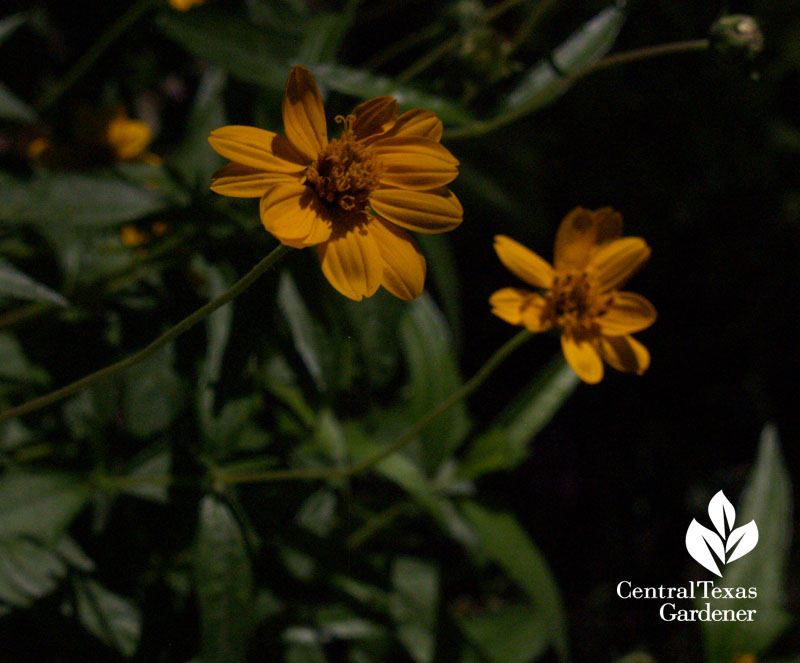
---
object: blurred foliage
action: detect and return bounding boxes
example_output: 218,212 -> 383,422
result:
0,1 -> 797,662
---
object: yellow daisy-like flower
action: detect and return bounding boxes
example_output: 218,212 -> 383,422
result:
208,65 -> 463,301
490,207 -> 656,384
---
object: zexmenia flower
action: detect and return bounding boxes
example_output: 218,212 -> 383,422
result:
490,207 -> 656,384
208,65 -> 463,301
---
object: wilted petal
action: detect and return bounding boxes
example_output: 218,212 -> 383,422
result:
494,235 -> 555,289
352,96 -> 398,140
554,207 -> 623,271
209,126 -> 307,172
370,218 -> 426,300
597,334 -> 650,375
282,65 -> 328,162
597,292 -> 656,335
317,222 -> 382,300
259,183 -> 331,247
370,187 -> 462,233
561,335 -> 604,384
372,137 -> 459,189
210,162 -> 298,198
589,237 -> 651,291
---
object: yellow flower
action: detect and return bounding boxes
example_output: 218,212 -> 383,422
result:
208,65 -> 463,301
490,207 -> 656,384
169,0 -> 205,10
105,110 -> 154,161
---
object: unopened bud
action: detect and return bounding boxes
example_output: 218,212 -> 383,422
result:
710,15 -> 764,59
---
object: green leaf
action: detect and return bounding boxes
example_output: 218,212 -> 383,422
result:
702,425 -> 794,663
0,81 -> 35,123
195,495 -> 254,663
0,12 -> 26,45
296,488 -> 338,538
461,502 -> 569,662
415,235 -> 462,347
169,66 -> 227,190
156,9 -> 292,90
118,448 -> 171,504
0,256 -> 67,307
460,357 -> 578,479
122,343 -> 183,438
298,0 -> 359,65
0,469 -> 90,541
390,557 -> 439,663
0,331 -> 48,385
399,293 -> 469,471
500,6 -> 626,116
454,604 -> 549,663
311,64 -> 474,126
0,172 -> 172,226
72,577 -> 142,658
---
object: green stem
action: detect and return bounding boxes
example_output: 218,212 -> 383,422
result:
442,38 -> 710,141
35,0 -> 158,113
222,329 -> 533,485
0,243 -> 293,424
508,0 -> 561,54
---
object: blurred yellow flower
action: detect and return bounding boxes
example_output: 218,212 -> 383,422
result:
105,111 -> 153,161
169,0 -> 206,10
208,65 -> 462,301
490,207 -> 656,384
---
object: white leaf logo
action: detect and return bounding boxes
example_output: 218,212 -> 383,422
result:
685,490 -> 758,576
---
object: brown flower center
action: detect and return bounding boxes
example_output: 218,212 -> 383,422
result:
544,271 -> 612,339
305,115 -> 382,214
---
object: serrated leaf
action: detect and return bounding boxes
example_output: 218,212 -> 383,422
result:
702,425 -> 793,663
461,502 -> 569,662
195,495 -> 254,663
399,293 -> 468,471
156,9 -> 291,89
0,81 -> 35,122
311,64 -> 474,126
455,604 -> 549,663
72,577 -> 142,658
169,66 -> 226,189
390,557 -> 439,663
460,357 -> 578,479
0,256 -> 67,306
0,172 -> 171,226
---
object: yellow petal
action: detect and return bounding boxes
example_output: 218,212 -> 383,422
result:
493,235 -> 555,289
259,183 -> 331,246
371,137 -> 459,190
369,187 -> 462,233
352,96 -> 399,140
208,126 -> 307,172
489,288 -> 527,325
597,334 -> 650,375
561,334 -> 604,384
588,237 -> 651,291
386,109 -> 443,141
282,65 -> 328,162
318,222 -> 383,300
370,218 -> 426,300
597,292 -> 657,335
554,207 -> 623,271
210,162 -> 298,198
106,117 -> 152,160
520,293 -> 551,332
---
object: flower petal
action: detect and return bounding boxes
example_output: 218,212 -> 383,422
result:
493,235 -> 555,289
489,288 -> 527,326
259,183 -> 331,247
208,125 -> 307,172
210,162 -> 298,198
317,222 -> 382,300
372,137 -> 459,189
370,187 -> 462,233
387,109 -> 443,141
597,334 -> 650,375
352,96 -> 399,140
520,294 -> 551,332
369,218 -> 426,300
561,334 -> 604,384
597,292 -> 657,335
554,207 -> 623,271
588,237 -> 651,291
282,65 -> 328,162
